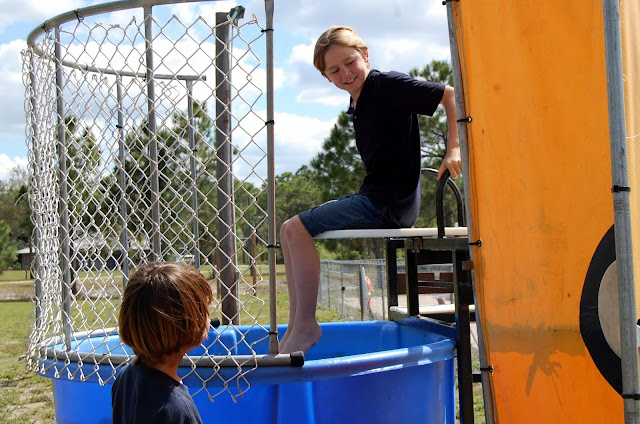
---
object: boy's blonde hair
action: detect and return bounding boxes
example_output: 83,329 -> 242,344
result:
119,262 -> 213,365
313,26 -> 368,77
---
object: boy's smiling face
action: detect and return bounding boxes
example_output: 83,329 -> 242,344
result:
323,44 -> 370,101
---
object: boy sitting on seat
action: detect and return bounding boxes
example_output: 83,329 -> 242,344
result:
279,26 -> 461,354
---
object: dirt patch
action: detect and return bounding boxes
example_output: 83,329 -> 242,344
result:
0,284 -> 33,302
2,384 -> 54,423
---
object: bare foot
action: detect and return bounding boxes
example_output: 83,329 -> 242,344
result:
279,326 -> 292,352
280,322 -> 322,354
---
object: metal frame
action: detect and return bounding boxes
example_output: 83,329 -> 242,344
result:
27,0 -> 208,47
386,169 -> 476,423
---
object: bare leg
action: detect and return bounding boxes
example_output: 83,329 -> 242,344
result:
278,221 -> 297,351
280,216 -> 322,354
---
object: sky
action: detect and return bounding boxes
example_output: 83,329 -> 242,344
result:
0,0 -> 452,181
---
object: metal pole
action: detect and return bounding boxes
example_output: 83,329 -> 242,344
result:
359,266 -> 366,321
264,0 -> 278,354
28,51 -> 43,332
327,262 -> 332,310
378,261 -> 386,320
319,263 -> 326,303
27,0 -> 219,47
186,79 -> 201,269
55,27 -> 73,350
115,76 -> 130,285
445,2 -> 496,422
216,12 -> 237,325
603,1 -> 640,422
252,233 -> 257,287
228,13 -> 240,284
340,263 -> 345,319
143,5 -> 161,259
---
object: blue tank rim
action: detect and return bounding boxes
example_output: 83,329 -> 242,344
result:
35,319 -> 456,387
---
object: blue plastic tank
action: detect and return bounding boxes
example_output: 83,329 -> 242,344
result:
44,319 -> 456,423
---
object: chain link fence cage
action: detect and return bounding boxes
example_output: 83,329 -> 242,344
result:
22,0 -> 279,402
318,259 -> 454,321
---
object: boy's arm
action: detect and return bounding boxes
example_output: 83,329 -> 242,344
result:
437,85 -> 462,180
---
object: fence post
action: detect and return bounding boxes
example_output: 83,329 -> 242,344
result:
143,5 -> 161,260
115,76 -> 130,285
216,12 -> 237,325
54,27 -> 73,349
340,263 -> 345,318
378,261 -> 386,320
602,1 -> 640,422
359,266 -> 366,321
327,261 -> 332,310
186,79 -> 201,270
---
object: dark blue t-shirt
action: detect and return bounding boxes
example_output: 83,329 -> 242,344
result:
348,70 -> 445,227
112,362 -> 203,424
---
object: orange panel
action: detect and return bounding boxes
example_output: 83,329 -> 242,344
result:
453,1 -> 624,422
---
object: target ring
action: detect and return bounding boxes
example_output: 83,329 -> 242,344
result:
579,225 -> 622,393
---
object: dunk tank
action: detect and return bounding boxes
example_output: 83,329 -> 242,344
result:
21,1 -> 456,423
22,0 -> 640,423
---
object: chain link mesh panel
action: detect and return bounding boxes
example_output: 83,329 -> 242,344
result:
23,2 -> 273,401
318,260 -> 454,321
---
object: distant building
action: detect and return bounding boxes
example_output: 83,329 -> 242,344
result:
16,247 -> 34,271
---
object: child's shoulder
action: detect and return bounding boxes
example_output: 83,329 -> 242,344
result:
368,70 -> 417,88
367,70 -> 421,93
369,69 -> 409,79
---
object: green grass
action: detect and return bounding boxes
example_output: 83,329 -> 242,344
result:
0,270 -> 32,282
472,355 -> 487,423
0,302 -> 55,424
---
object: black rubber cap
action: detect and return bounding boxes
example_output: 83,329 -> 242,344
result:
289,351 -> 305,367
210,317 -> 221,328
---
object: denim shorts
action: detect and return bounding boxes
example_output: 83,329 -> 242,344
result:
298,193 -> 398,237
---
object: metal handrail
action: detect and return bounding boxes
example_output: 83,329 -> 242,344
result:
421,168 -> 465,238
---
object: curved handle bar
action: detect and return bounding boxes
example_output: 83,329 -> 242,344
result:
421,168 -> 464,238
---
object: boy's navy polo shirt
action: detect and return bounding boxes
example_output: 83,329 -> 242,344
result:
348,69 -> 445,227
112,362 -> 203,424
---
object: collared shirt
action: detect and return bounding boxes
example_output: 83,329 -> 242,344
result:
348,69 -> 445,227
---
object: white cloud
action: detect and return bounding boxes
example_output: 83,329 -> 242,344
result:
0,0 -> 85,34
270,0 -> 450,68
0,154 -> 27,181
170,1 -> 240,25
274,111 -> 335,172
289,43 -> 313,65
374,37 -> 451,73
296,88 -> 348,108
0,40 -> 28,137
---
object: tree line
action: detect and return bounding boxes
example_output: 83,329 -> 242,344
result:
0,60 -> 462,271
